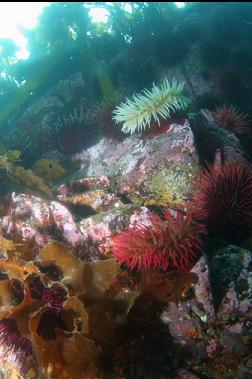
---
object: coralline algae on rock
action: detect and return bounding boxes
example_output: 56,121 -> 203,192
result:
74,120 -> 199,208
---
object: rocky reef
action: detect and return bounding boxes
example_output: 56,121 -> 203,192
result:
0,117 -> 251,379
1,4 -> 252,377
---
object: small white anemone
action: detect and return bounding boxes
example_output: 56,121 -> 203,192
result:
112,78 -> 189,134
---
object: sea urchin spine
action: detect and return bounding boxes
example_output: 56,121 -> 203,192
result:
0,319 -> 33,362
213,105 -> 250,134
192,163 -> 252,240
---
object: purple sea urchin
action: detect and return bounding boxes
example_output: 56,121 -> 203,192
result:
0,319 -> 33,361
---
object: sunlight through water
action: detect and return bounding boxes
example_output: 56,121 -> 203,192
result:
0,2 -> 185,60
0,2 -> 49,59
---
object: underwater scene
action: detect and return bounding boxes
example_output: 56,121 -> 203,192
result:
1,2 -> 252,378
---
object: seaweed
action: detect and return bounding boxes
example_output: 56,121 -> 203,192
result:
0,151 -> 52,198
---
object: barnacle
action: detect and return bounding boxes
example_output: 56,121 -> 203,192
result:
113,79 -> 189,134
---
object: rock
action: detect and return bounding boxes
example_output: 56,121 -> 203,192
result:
79,206 -> 152,256
0,193 -> 84,250
57,190 -> 123,214
161,300 -> 206,360
57,175 -> 124,215
209,246 -> 252,321
58,176 -> 112,194
176,369 -> 201,379
189,109 -> 248,165
192,256 -> 215,319
0,191 -> 152,261
74,120 -> 200,207
22,72 -> 86,121
159,260 -> 211,360
161,249 -> 252,378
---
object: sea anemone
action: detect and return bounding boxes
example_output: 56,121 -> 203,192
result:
112,210 -> 206,272
113,79 -> 189,134
213,105 -> 250,134
192,163 -> 252,240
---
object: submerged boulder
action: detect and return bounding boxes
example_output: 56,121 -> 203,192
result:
74,120 -> 199,208
161,247 -> 252,379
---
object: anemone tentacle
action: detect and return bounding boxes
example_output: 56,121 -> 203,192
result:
113,79 -> 189,134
